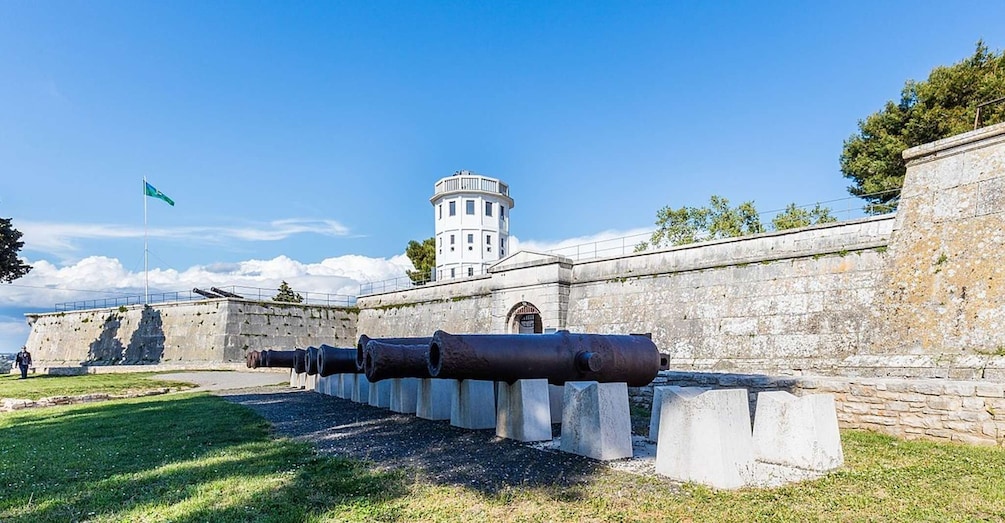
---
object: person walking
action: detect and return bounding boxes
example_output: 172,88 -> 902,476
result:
14,346 -> 32,379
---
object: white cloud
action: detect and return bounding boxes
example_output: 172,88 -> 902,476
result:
18,218 -> 352,256
0,253 -> 413,310
510,228 -> 653,260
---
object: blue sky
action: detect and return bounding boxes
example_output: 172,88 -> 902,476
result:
0,1 -> 1002,351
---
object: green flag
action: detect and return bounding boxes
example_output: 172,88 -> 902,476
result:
144,181 -> 175,206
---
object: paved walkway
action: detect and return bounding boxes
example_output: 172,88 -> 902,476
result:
152,371 -> 288,391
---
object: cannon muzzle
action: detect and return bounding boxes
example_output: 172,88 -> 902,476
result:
356,335 -> 432,371
305,346 -> 320,375
318,344 -> 358,377
364,340 -> 433,382
428,330 -> 661,387
246,350 -> 262,369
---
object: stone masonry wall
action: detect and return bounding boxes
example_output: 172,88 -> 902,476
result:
567,216 -> 893,376
26,298 -> 357,367
635,370 -> 1005,447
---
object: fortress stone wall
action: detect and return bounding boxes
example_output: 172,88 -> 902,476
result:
21,123 -> 1005,444
25,299 -> 357,368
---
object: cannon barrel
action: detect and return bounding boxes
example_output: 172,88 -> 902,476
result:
356,335 -> 433,371
305,346 -> 320,376
428,330 -> 663,387
259,349 -> 308,374
318,344 -> 358,377
364,340 -> 433,382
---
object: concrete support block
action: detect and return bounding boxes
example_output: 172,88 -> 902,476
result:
352,375 -> 370,403
315,375 -> 330,396
339,373 -> 355,399
497,379 -> 553,442
416,379 -> 454,420
305,373 -> 318,392
368,379 -> 392,408
450,379 -> 496,429
389,378 -> 419,414
649,386 -> 709,441
752,391 -> 844,471
549,384 -> 564,424
290,370 -> 306,389
559,382 -> 633,460
654,387 -> 754,490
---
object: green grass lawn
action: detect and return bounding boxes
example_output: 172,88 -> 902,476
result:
2,392 -> 1004,522
0,372 -> 196,401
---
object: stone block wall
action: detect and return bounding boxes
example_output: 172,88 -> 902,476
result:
25,299 -> 358,367
567,216 -> 893,375
637,370 -> 1005,447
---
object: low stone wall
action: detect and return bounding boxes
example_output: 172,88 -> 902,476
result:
632,371 -> 1005,447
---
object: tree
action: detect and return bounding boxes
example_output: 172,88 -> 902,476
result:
1,217 -> 31,283
841,41 -> 1005,214
273,280 -> 303,303
636,195 -> 763,250
405,237 -> 436,284
771,203 -> 837,230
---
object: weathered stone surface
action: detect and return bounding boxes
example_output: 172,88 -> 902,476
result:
416,379 -> 453,420
654,387 -> 754,489
450,379 -> 495,429
389,378 -> 419,414
560,382 -> 633,461
352,375 -> 370,403
752,392 -> 844,471
496,379 -> 552,442
368,379 -> 392,408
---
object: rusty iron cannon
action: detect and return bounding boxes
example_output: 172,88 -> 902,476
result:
317,344 -> 358,377
304,346 -> 321,375
355,335 -> 432,371
427,330 -> 667,387
250,348 -> 308,374
363,340 -> 434,382
246,350 -> 262,368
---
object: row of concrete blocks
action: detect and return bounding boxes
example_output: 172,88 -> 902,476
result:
293,372 -> 844,489
649,386 -> 844,489
293,370 -> 632,461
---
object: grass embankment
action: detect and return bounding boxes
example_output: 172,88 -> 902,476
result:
1,389 -> 1004,522
0,372 -> 195,401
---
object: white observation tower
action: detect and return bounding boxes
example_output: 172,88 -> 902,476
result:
431,170 -> 514,281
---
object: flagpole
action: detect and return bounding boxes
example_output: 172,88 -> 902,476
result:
144,177 -> 149,305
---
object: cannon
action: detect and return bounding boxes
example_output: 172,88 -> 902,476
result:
363,340 -> 433,382
245,350 -> 262,368
356,335 -> 432,371
427,330 -> 668,387
317,344 -> 358,377
305,346 -> 320,375
253,348 -> 308,374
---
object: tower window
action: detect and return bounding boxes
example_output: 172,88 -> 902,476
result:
486,234 -> 492,244
439,204 -> 442,219
468,267 -> 473,277
451,268 -> 455,278
465,200 -> 475,215
467,234 -> 473,243
449,201 -> 456,216
485,202 -> 493,217
500,206 -> 505,218
450,234 -> 455,245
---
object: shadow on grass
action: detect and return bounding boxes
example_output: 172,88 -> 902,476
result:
0,393 -> 408,522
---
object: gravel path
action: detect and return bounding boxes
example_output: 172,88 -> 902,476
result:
217,386 -> 607,494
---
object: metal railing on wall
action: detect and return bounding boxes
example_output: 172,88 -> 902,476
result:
54,285 -> 356,312
358,191 -> 899,295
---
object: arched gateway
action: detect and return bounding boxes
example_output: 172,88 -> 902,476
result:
506,302 -> 543,334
